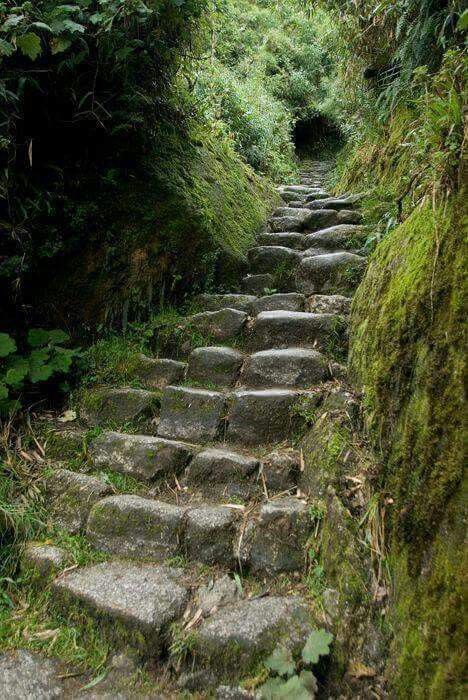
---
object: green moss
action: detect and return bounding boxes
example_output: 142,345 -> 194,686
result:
350,197 -> 465,545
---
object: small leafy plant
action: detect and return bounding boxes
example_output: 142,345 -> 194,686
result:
259,628 -> 333,699
0,329 -> 79,415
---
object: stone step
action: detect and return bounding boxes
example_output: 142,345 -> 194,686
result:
188,308 -> 247,341
307,294 -> 352,315
251,292 -> 306,314
247,245 -> 302,275
241,348 -> 329,388
241,273 -> 275,295
226,389 -> 308,445
257,232 -> 307,249
183,447 -> 261,499
53,560 -> 189,655
279,185 -> 319,194
187,346 -> 244,387
158,386 -> 227,442
307,195 -> 361,210
249,310 -> 347,351
90,430 -> 195,481
303,224 -> 366,251
46,469 -> 112,534
191,596 -> 312,679
86,493 -> 310,572
135,356 -> 187,389
195,293 -> 256,313
269,207 -> 315,232
296,251 -> 366,295
80,386 -> 160,427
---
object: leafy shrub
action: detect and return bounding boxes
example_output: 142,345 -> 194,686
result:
259,628 -> 333,698
0,329 -> 79,414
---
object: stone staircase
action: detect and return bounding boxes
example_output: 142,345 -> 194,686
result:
26,160 -> 369,693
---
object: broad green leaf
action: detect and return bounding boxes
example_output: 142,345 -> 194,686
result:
29,348 -> 49,364
50,37 -> 72,54
0,333 -> 16,357
48,329 -> 70,345
5,358 -> 29,386
0,38 -> 15,56
457,10 -> 468,31
62,19 -> 86,34
298,670 -> 318,694
50,351 -> 73,373
265,645 -> 296,677
259,674 -> 313,700
17,33 -> 42,60
28,328 -> 50,347
31,22 -> 53,32
258,677 -> 286,699
0,383 -> 8,401
29,362 -> 54,383
2,14 -> 24,31
301,629 -> 333,666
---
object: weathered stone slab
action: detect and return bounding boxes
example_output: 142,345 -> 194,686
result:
198,575 -> 240,615
81,387 -> 159,426
53,561 -> 189,653
302,209 -> 339,232
269,208 -> 313,232
195,294 -> 257,313
262,450 -> 300,492
227,390 -> 303,445
0,650 -> 63,699
184,506 -> 238,566
189,308 -> 247,341
308,195 -> 361,210
257,232 -> 307,249
90,430 -> 194,481
241,498 -> 310,574
279,190 -> 307,203
22,544 -> 68,577
241,273 -> 275,295
193,597 -> 312,675
187,347 -> 244,388
184,447 -> 260,498
247,246 -> 302,275
304,224 -> 366,251
242,348 -> 329,388
249,311 -> 347,351
158,386 -> 227,442
296,252 -> 366,295
46,469 -> 112,534
337,209 -> 363,225
307,294 -> 352,315
304,191 -> 332,202
87,495 -> 185,560
135,355 -> 186,389
251,293 -> 306,314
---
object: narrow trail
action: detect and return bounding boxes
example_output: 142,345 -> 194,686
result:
21,161 -> 368,695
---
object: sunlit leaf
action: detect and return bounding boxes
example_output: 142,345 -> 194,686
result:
0,333 -> 16,357
17,33 -> 42,60
301,629 -> 333,666
265,645 -> 296,677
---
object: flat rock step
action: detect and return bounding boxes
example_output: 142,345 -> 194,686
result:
296,251 -> 366,295
135,355 -> 186,389
257,232 -> 307,249
241,273 -> 275,295
90,430 -> 195,481
89,429 -> 301,494
53,561 -> 189,654
189,308 -> 247,341
247,245 -> 302,275
158,386 -> 227,443
241,348 -> 329,388
251,292 -> 306,313
157,385 -> 313,445
195,294 -> 257,313
86,494 -> 311,572
81,386 -> 160,427
249,310 -> 347,351
193,596 -> 312,679
304,224 -> 366,251
187,346 -> 244,387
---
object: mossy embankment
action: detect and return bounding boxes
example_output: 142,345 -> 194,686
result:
36,121 -> 275,331
300,98 -> 466,694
